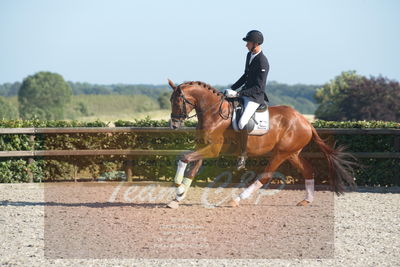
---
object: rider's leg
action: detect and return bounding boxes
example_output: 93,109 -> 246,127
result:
237,97 -> 260,170
236,128 -> 248,170
238,97 -> 260,130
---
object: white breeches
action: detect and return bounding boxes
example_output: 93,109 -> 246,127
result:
238,96 -> 260,130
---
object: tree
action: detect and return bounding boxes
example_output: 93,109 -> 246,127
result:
0,96 -> 18,119
314,71 -> 400,121
75,102 -> 90,116
157,91 -> 171,109
314,71 -> 362,120
18,72 -> 72,120
0,82 -> 21,96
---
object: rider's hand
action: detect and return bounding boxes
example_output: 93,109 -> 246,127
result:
224,88 -> 238,98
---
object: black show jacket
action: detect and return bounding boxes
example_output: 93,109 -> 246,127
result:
231,50 -> 269,104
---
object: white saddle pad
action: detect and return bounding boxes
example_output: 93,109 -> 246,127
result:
231,106 -> 270,136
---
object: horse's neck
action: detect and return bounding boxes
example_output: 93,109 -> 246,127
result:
195,94 -> 231,129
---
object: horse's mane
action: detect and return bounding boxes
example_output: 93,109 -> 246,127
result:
178,81 -> 223,97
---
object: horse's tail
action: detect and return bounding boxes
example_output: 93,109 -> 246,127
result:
311,126 -> 357,195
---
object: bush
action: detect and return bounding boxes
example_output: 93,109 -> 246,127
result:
315,71 -> 400,121
0,118 -> 398,186
0,159 -> 43,183
0,96 -> 18,119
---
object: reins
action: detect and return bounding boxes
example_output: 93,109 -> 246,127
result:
171,85 -> 232,121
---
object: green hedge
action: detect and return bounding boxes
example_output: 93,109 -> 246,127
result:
0,118 -> 399,186
312,120 -> 400,129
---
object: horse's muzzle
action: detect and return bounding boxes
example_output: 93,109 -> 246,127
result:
170,119 -> 182,129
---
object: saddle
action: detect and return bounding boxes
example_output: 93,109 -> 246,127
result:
228,98 -> 270,136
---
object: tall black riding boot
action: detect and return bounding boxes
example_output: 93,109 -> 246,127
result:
237,129 -> 248,171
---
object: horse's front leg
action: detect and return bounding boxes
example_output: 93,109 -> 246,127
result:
167,143 -> 223,209
173,159 -> 203,202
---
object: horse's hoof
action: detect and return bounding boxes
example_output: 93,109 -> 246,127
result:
167,200 -> 180,209
228,199 -> 239,208
296,200 -> 310,206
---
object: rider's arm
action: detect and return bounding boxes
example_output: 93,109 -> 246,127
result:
231,74 -> 246,90
239,58 -> 269,97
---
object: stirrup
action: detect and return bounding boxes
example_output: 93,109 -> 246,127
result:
237,155 -> 247,171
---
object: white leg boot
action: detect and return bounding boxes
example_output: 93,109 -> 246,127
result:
229,180 -> 263,207
167,160 -> 189,209
297,179 -> 314,206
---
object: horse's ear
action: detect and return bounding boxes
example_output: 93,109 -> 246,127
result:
168,79 -> 177,90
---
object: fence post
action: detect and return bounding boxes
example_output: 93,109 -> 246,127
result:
125,157 -> 134,182
27,134 -> 35,183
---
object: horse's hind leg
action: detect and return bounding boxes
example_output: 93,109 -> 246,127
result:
288,153 -> 315,206
229,151 -> 292,207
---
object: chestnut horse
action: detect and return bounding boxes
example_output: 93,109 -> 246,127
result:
167,80 -> 356,209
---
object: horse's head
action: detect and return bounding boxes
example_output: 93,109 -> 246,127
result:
168,79 -> 196,129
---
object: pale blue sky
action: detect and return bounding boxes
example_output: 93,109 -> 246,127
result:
0,0 -> 399,85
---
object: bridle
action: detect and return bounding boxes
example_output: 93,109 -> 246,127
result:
170,88 -> 197,120
170,86 -> 232,122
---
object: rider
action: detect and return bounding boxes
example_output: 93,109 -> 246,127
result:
224,30 -> 270,170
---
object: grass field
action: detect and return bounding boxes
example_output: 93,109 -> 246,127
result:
6,95 -> 160,121
67,94 -> 159,118
5,95 -> 315,124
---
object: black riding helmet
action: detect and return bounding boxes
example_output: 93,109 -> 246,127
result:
242,30 -> 264,45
